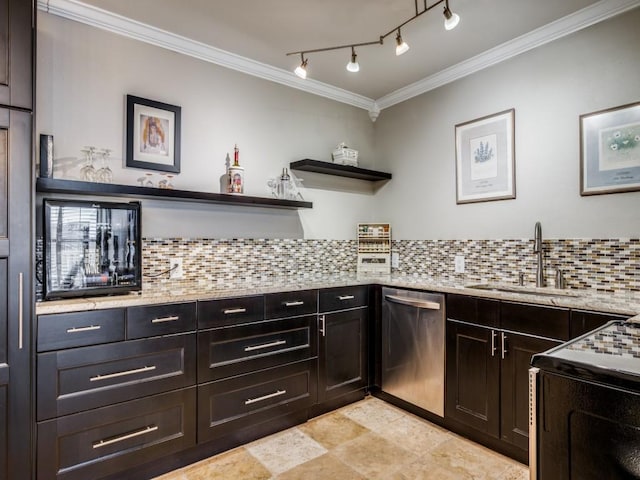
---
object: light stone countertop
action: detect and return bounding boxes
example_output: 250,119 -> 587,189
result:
35,274 -> 640,323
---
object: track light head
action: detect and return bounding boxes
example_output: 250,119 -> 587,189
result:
395,30 -> 409,56
346,47 -> 360,73
443,2 -> 460,30
294,55 -> 308,79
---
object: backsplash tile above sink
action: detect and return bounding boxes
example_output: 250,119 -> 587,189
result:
35,237 -> 639,299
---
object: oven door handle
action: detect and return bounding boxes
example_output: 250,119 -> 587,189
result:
384,295 -> 441,310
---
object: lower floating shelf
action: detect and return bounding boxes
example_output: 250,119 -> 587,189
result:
36,178 -> 313,209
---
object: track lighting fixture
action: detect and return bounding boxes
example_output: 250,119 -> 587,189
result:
443,0 -> 460,30
395,29 -> 410,56
346,47 -> 360,72
287,0 -> 460,79
294,54 -> 308,79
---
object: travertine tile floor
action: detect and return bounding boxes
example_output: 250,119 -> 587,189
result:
154,396 -> 529,480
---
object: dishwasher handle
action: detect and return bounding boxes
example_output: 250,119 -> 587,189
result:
384,294 -> 441,310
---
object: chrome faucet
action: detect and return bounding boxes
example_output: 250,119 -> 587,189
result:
533,221 -> 544,287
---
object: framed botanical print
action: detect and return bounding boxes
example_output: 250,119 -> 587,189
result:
580,101 -> 640,195
455,109 -> 515,204
126,95 -> 181,173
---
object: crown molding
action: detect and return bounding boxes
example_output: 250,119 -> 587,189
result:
38,0 -> 639,117
36,0 -> 376,111
376,0 -> 640,110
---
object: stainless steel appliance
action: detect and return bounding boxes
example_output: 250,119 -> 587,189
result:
529,320 -> 640,480
381,287 -> 445,416
43,199 -> 141,299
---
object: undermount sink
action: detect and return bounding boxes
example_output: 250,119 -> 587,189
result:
465,283 -> 581,298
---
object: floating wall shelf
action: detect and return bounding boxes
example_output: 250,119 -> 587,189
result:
36,178 -> 313,209
290,159 -> 392,181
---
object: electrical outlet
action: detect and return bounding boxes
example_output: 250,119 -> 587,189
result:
169,257 -> 183,279
391,251 -> 399,268
454,255 -> 465,273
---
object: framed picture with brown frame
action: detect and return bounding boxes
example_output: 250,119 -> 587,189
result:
126,95 -> 181,173
455,108 -> 515,204
580,101 -> 640,196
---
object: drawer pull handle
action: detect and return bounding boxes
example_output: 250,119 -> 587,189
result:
284,301 -> 304,307
223,308 -> 247,315
245,389 -> 287,405
338,295 -> 355,301
90,365 -> 157,382
93,425 -> 158,449
244,340 -> 287,352
66,325 -> 101,333
151,315 -> 179,324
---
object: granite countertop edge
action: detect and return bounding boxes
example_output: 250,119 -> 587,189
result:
35,274 -> 640,322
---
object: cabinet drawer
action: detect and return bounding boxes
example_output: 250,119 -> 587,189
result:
570,310 -> 629,339
197,359 -> 316,443
127,301 -> 196,339
198,295 -> 264,328
501,301 -> 570,341
37,309 -> 125,352
319,285 -> 368,312
37,387 -> 196,480
265,290 -> 317,319
198,315 -> 317,382
37,334 -> 197,420
447,294 -> 500,328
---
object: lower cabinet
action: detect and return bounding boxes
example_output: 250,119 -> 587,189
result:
318,307 -> 368,403
197,359 -> 317,443
37,388 -> 196,480
446,320 -> 561,454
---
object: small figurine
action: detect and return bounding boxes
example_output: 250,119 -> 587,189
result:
227,144 -> 244,194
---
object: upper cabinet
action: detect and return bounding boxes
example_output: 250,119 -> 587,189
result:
0,0 -> 34,110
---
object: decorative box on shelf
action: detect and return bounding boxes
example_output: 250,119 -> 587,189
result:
332,142 -> 358,166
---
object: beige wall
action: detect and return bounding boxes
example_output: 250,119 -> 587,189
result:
37,8 -> 640,242
373,8 -> 640,240
36,13 -> 378,240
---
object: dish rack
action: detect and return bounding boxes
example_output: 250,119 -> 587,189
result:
357,223 -> 391,274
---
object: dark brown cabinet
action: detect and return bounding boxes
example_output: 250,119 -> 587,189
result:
196,293 -> 318,445
445,295 -> 564,462
0,0 -> 34,110
446,321 -> 500,436
1,108 -> 32,478
499,332 -> 559,450
317,286 -> 369,407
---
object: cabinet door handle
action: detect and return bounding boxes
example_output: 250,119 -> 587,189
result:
93,425 -> 158,449
244,340 -> 287,352
338,295 -> 355,301
319,315 -> 326,337
151,315 -> 179,324
223,308 -> 247,315
245,389 -> 287,405
284,300 -> 304,307
90,365 -> 156,382
67,325 -> 102,333
491,330 -> 497,357
18,272 -> 24,349
501,332 -> 508,360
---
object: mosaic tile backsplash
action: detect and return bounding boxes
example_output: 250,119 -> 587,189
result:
140,237 -> 640,293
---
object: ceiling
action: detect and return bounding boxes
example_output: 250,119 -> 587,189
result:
49,0 -> 637,109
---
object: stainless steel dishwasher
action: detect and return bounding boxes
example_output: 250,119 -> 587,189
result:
381,287 -> 445,417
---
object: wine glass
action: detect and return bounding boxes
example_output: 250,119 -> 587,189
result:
95,148 -> 113,183
144,173 -> 154,187
79,146 -> 96,182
